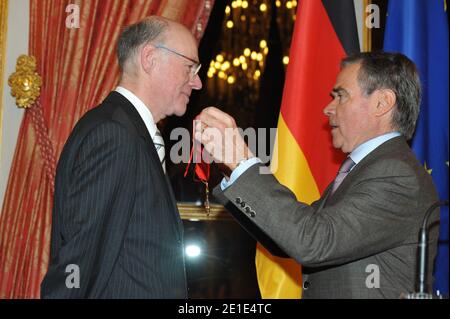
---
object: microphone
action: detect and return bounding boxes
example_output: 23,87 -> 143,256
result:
402,200 -> 448,299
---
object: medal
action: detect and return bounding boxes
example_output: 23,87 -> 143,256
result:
185,120 -> 211,216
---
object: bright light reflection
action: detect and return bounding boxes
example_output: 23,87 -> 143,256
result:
185,244 -> 201,258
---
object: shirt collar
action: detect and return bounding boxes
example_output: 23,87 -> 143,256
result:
115,86 -> 157,139
349,132 -> 402,168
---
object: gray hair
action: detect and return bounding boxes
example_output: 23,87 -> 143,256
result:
341,52 -> 421,140
117,17 -> 169,71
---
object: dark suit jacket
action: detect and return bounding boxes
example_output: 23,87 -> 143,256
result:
214,137 -> 439,298
41,92 -> 186,298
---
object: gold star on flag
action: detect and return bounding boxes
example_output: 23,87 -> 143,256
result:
424,162 -> 432,175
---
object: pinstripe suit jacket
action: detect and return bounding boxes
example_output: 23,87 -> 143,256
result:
41,92 -> 186,298
214,137 -> 439,298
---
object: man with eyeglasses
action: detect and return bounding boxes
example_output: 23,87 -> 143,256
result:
41,16 -> 202,298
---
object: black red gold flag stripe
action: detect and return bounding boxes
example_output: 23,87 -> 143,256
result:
256,0 -> 360,299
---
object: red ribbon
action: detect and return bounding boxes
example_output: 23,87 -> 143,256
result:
184,120 -> 210,184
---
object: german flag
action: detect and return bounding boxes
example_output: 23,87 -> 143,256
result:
255,0 -> 360,299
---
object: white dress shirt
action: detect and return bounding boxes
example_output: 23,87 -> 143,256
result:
115,86 -> 158,141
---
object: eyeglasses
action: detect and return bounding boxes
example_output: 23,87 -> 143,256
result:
155,44 -> 202,80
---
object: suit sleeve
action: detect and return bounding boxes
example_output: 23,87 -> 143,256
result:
43,122 -> 138,298
217,162 -> 426,268
214,187 -> 290,258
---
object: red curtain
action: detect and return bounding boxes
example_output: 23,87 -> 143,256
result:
0,0 -> 213,299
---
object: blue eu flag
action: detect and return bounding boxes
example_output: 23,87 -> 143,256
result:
384,0 -> 449,295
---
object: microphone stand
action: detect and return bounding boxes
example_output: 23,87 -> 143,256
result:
402,200 -> 448,299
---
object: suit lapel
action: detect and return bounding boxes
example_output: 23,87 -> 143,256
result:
106,92 -> 153,145
323,136 -> 408,207
165,174 -> 184,231
318,184 -> 334,210
104,92 -> 183,238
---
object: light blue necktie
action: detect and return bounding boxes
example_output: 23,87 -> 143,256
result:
330,157 -> 355,195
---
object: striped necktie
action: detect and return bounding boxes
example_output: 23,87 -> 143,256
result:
330,157 -> 355,195
153,129 -> 166,173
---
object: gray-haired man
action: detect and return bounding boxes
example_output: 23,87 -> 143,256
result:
41,16 -> 202,298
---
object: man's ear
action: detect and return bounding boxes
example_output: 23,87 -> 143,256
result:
141,44 -> 156,74
374,89 -> 396,117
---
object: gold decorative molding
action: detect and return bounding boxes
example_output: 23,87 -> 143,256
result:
362,0 -> 372,52
8,55 -> 42,109
178,203 -> 233,221
0,0 -> 8,159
